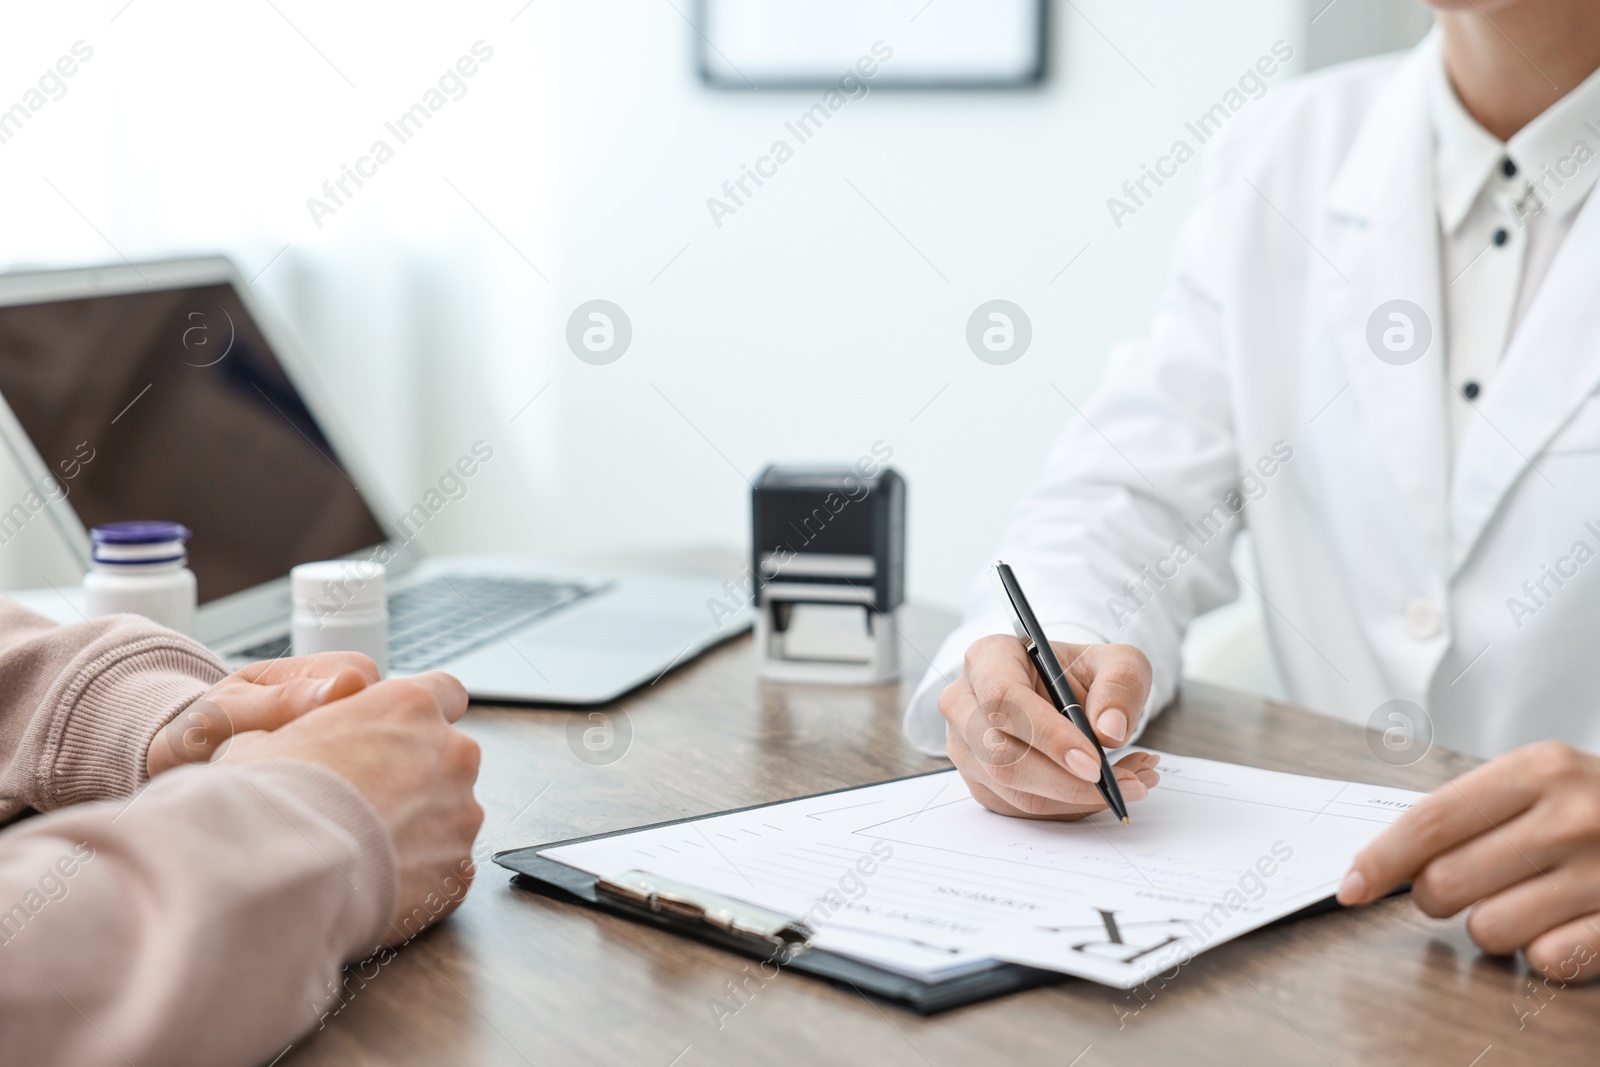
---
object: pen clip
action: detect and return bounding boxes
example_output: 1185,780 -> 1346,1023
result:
991,562 -> 1035,650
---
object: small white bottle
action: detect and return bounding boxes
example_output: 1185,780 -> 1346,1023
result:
290,560 -> 388,676
83,522 -> 199,635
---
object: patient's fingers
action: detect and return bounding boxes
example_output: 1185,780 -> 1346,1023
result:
410,670 -> 471,723
237,666 -> 371,730
147,664 -> 372,776
234,651 -> 381,688
349,671 -> 471,724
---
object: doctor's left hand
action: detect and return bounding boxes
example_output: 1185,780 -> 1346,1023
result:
1338,741 -> 1600,982
146,652 -> 379,777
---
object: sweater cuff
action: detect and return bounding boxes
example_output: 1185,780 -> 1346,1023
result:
47,636 -> 226,809
229,759 -> 400,961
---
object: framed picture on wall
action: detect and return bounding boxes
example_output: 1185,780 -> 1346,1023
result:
695,0 -> 1047,89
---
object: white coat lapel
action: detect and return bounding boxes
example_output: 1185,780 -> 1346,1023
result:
1321,42 -> 1452,566
1450,193 -> 1600,572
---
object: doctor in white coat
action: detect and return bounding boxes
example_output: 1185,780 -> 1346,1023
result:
908,0 -> 1600,980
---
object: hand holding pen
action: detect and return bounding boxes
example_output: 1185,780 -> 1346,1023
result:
934,562 -> 1161,821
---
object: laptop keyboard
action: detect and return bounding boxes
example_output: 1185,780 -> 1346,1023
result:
233,574 -> 600,673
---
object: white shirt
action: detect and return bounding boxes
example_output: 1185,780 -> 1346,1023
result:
1433,51 -> 1600,452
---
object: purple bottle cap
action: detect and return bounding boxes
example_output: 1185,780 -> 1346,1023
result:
90,521 -> 191,566
90,521 -> 191,545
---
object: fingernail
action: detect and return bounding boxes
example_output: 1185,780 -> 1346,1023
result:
315,677 -> 338,703
1098,709 -> 1128,744
1065,749 -> 1102,783
1338,869 -> 1365,904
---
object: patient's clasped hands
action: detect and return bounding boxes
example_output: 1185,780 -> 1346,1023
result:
148,652 -> 484,946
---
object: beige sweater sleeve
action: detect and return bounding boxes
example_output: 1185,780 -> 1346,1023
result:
0,599 -> 228,820
0,598 -> 400,1066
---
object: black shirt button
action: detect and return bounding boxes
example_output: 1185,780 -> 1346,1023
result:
1493,227 -> 1509,246
1502,158 -> 1518,178
1463,381 -> 1481,400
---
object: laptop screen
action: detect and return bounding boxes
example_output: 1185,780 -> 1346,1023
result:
0,281 -> 390,604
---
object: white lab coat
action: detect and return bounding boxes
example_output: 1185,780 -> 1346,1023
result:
906,39 -> 1600,762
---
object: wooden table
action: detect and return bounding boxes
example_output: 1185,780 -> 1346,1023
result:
286,603 -> 1600,1067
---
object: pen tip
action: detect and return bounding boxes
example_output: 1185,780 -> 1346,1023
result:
1121,816 -> 1130,825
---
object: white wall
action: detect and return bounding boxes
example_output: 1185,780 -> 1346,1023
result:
0,1 -> 1430,626
510,0 -> 1421,613
518,0 -> 1307,612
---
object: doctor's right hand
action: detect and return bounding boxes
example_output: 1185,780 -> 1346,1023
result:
938,635 -> 1161,819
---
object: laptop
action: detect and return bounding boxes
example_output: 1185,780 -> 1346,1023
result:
0,257 -> 751,703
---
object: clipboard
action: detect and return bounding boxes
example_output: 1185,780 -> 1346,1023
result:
493,771 -> 1064,1014
494,761 -> 1398,1011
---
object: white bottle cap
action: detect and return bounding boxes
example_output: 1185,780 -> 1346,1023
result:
291,559 -> 386,617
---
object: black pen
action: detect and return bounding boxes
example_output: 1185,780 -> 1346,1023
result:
993,561 -> 1130,824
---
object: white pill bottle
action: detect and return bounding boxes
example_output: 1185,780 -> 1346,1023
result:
82,521 -> 199,635
290,559 -> 388,676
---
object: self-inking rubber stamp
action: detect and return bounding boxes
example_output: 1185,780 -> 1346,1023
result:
751,462 -> 905,685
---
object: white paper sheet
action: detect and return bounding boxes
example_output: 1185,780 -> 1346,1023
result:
540,752 -> 1424,988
